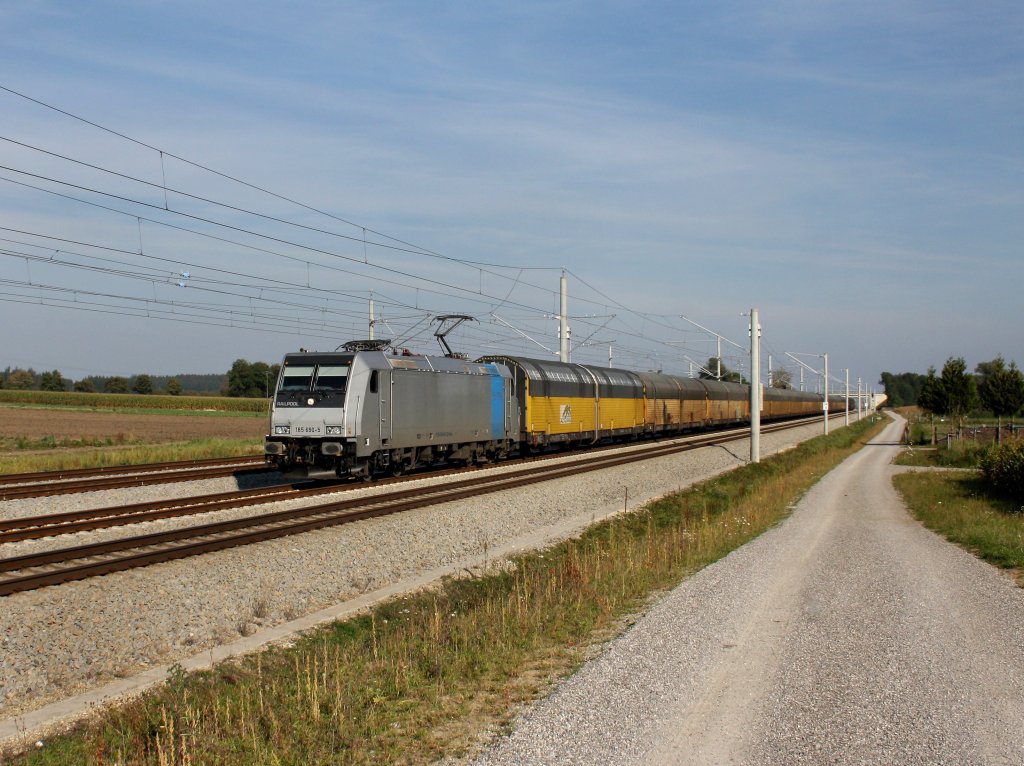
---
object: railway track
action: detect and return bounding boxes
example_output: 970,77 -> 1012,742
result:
0,455 -> 267,500
0,415 -> 840,544
0,417 -> 834,596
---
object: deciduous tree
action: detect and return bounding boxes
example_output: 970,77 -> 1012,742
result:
39,370 -> 66,392
6,368 -> 34,389
105,376 -> 129,394
939,356 -> 978,428
132,374 -> 154,395
226,359 -> 280,397
979,357 -> 1024,442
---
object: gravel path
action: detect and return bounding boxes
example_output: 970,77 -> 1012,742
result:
473,414 -> 1024,766
0,418 -> 833,744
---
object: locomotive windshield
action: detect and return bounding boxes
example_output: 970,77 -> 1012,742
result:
280,366 -> 315,391
314,366 -> 349,393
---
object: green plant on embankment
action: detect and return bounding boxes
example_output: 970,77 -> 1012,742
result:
7,415 -> 887,766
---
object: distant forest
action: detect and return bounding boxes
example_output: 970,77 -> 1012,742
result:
82,373 -> 228,394
878,371 -> 927,408
1,358 -> 290,398
0,365 -> 271,397
881,355 -> 1024,418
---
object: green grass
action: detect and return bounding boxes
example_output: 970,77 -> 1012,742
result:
894,440 -> 986,468
894,471 -> 1024,575
0,389 -> 268,413
5,415 -> 887,766
0,434 -> 140,451
0,438 -> 264,475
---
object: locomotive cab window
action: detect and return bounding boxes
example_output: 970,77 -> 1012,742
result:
280,366 -> 315,391
314,366 -> 349,393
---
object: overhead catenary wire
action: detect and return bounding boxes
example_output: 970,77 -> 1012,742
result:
0,84 -> 557,271
0,92 -> 716,319
0,171 -> 567,321
0,84 -> 761,372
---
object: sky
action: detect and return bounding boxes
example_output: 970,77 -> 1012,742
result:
0,1 -> 1020,391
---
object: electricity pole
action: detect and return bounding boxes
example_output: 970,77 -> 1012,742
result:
750,308 -> 761,463
844,368 -> 850,426
823,352 -> 829,435
559,271 -> 570,363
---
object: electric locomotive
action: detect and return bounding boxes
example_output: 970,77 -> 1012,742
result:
264,340 -> 518,479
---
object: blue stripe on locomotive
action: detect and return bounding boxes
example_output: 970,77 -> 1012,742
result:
484,364 -> 505,437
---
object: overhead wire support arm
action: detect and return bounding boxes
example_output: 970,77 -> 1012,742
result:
678,314 -> 742,379
490,314 -> 557,356
682,355 -> 717,378
571,314 -> 617,355
785,351 -> 824,378
786,351 -> 830,434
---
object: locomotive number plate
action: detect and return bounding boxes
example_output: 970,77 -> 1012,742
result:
295,426 -> 323,435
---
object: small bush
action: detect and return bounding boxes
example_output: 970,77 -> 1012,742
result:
980,442 -> 1024,504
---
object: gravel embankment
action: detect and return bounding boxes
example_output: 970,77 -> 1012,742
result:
0,419 -> 832,732
473,415 -> 1024,766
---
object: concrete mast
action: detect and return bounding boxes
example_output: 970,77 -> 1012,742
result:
750,308 -> 760,463
559,271 -> 570,363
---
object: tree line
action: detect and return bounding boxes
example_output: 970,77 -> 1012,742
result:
0,360 -> 282,398
880,356 -> 1024,424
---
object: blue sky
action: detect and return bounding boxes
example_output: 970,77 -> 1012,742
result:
0,1 -> 1020,389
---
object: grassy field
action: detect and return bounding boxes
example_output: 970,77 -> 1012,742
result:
894,470 -> 1024,583
0,438 -> 265,474
4,415 -> 887,765
894,441 -> 987,469
0,403 -> 266,474
0,389 -> 268,413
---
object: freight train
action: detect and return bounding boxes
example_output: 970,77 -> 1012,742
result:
263,340 -> 848,479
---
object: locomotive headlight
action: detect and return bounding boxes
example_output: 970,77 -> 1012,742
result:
274,425 -> 290,435
325,425 -> 343,435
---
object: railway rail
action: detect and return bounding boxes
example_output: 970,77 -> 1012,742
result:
0,456 -> 267,501
0,415 -> 840,596
0,415 -> 844,544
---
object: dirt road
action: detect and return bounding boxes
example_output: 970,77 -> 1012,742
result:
476,414 -> 1024,765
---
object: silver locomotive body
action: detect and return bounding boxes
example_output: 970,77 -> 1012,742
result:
265,347 -> 518,479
